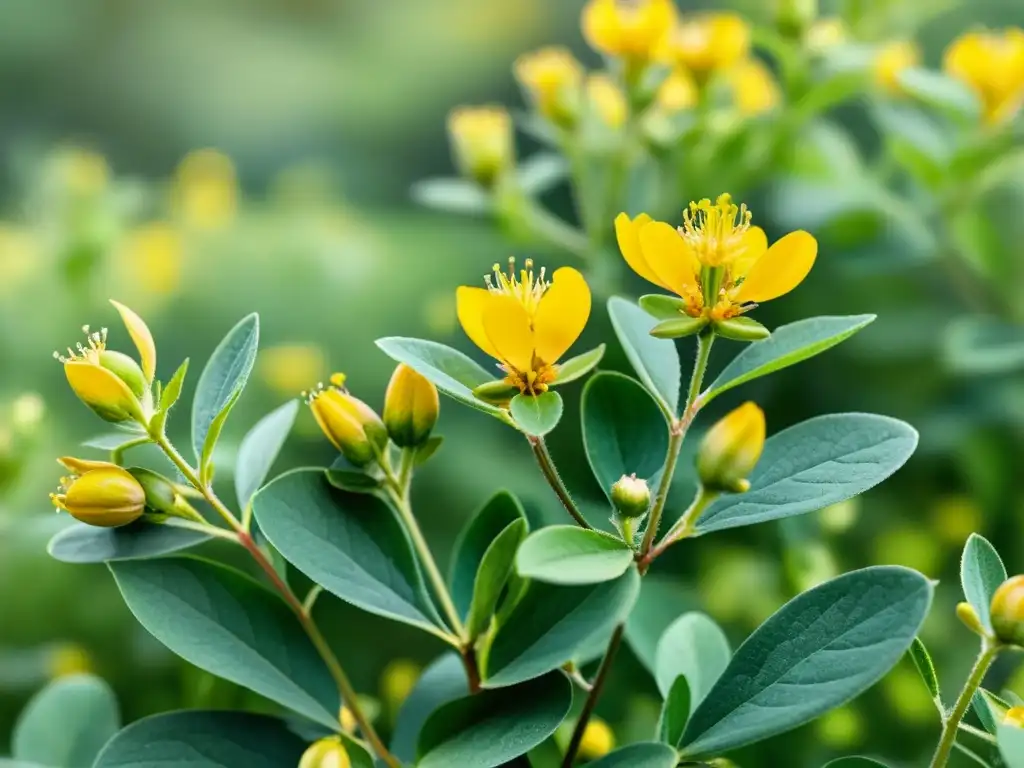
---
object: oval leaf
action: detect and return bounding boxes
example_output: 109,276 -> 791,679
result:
907,637 -> 941,702
704,315 -> 875,405
624,575 -> 699,677
680,566 -> 933,757
48,521 -> 211,564
695,414 -> 918,535
1002,723 -> 1024,768
235,399 -> 300,508
585,742 -> 679,768
608,296 -> 680,416
192,313 -> 259,461
467,520 -> 529,639
658,676 -> 691,747
392,654 -> 468,763
654,612 -> 731,704
483,567 -> 640,688
552,345 -> 606,386
961,532 -> 1007,633
582,372 -> 669,500
376,337 -> 507,418
93,711 -> 306,768
252,469 -> 445,637
510,392 -> 563,437
13,674 -> 119,767
515,526 -> 633,586
417,672 -> 572,768
110,556 -> 339,729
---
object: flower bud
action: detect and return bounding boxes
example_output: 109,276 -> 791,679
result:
447,106 -> 514,189
307,374 -> 388,467
578,717 -> 615,761
956,601 -> 985,636
64,360 -> 145,424
991,575 -> 1024,646
650,315 -> 708,339
697,402 -> 765,493
713,316 -> 771,342
298,737 -> 351,768
775,0 -> 817,38
51,462 -> 145,527
514,47 -> 583,128
127,467 -> 195,519
383,364 -> 439,449
611,473 -> 651,518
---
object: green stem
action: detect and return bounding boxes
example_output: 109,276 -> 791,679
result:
529,436 -> 592,529
561,624 -> 624,768
643,485 -> 719,566
929,642 -> 1000,768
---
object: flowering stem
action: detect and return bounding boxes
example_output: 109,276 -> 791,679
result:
561,623 -> 624,768
528,435 -> 592,529
642,485 -> 719,567
929,641 -> 1001,768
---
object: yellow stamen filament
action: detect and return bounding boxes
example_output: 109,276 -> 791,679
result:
679,193 -> 752,267
53,325 -> 108,365
484,257 -> 549,319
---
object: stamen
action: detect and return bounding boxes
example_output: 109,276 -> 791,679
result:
679,193 -> 753,267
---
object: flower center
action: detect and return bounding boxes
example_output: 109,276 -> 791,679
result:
679,193 -> 752,267
484,257 -> 549,319
303,372 -> 349,404
53,325 -> 108,365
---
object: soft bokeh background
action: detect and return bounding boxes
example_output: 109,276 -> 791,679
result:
1,0 -> 1023,765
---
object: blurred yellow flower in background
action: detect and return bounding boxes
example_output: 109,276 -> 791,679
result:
45,643 -> 93,679
514,47 -> 583,126
380,659 -> 420,711
120,222 -> 183,300
174,149 -> 238,230
0,226 -> 40,297
806,17 -> 847,54
944,28 -> 1024,123
447,106 -> 514,188
930,494 -> 982,545
259,344 -> 327,398
656,69 -> 698,112
587,73 -> 628,128
660,13 -> 751,81
873,40 -> 921,94
726,58 -> 781,116
54,147 -> 110,198
578,717 -> 616,760
874,525 -> 941,576
582,0 -> 676,66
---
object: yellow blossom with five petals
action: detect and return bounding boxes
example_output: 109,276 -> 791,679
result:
457,259 -> 591,396
944,28 -> 1024,124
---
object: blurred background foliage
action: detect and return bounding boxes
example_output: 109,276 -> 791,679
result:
1,0 -> 1023,765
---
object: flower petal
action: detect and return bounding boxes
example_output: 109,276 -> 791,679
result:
457,286 -> 500,360
110,300 -> 156,383
534,267 -> 591,364
730,225 -> 768,280
615,212 -> 669,290
735,230 -> 817,303
483,295 -> 535,374
638,221 -> 700,295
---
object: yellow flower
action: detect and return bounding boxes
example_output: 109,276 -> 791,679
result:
874,40 -> 920,94
174,149 -> 238,230
660,13 -> 751,79
259,344 -> 326,397
697,401 -> 765,493
384,364 -> 439,449
46,643 -> 93,679
656,69 -> 699,112
447,106 -> 514,188
806,17 -> 847,53
578,717 -> 616,760
50,460 -> 146,527
615,194 -> 817,321
587,73 -> 629,128
944,28 -> 1024,123
299,737 -> 351,768
457,258 -> 591,396
306,374 -> 388,467
582,0 -> 676,64
1006,707 -> 1024,728
381,659 -> 421,710
122,222 -> 183,299
514,47 -> 584,126
991,575 -> 1024,646
726,58 -> 781,116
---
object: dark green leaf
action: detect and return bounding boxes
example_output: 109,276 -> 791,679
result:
411,178 -> 492,214
582,372 -> 669,501
680,566 -> 933,757
654,612 -> 731,704
961,533 -> 1007,634
552,345 -> 606,386
584,742 -> 678,768
907,637 -> 941,702
417,672 -> 572,768
608,296 -> 680,416
48,521 -> 211,563
695,414 -> 918,535
252,469 -> 446,637
822,759 -> 890,767
192,313 -> 259,461
510,392 -> 563,436
110,557 -> 339,728
516,526 -> 633,586
704,315 -> 875,405
467,519 -> 529,639
325,455 -> 383,494
483,567 -> 640,688
235,400 -> 300,508
12,674 -> 119,767
975,689 -> 1011,734
93,711 -> 306,768
658,676 -> 691,747
392,654 -> 467,763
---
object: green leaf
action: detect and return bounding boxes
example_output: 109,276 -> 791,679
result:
975,688 -> 1011,734
325,455 -> 384,494
695,413 -> 918,535
510,392 -> 563,436
1000,723 -> 1024,768
657,676 -> 691,747
48,520 -> 211,563
651,316 -> 709,339
81,430 -> 147,451
467,519 -> 529,639
411,177 -> 492,215
907,637 -> 941,702
12,674 -> 119,767
235,400 -> 300,508
200,388 -> 243,484
823,759 -> 890,768
625,576 -> 699,676
191,313 -> 259,461
483,567 -> 640,688
450,491 -> 528,619
608,296 -> 680,416
897,67 -> 981,120
552,345 -> 606,386
252,469 -> 445,637
584,743 -> 679,768
639,294 -> 688,321
110,556 -> 340,728
392,654 -> 468,763
654,612 -> 731,704
516,526 -> 633,586
414,435 -> 445,466
680,566 -> 933,757
151,358 -> 189,434
704,315 -> 875,405
417,672 -> 572,768
945,315 -> 1024,376
93,711 -> 306,768
582,372 -> 669,501
961,533 -> 1007,633
376,337 -> 508,419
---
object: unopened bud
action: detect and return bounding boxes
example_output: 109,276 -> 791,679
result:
650,315 -> 709,339
514,47 -> 583,128
51,462 -> 145,527
298,737 -> 351,768
611,474 -> 650,518
697,402 -> 765,493
308,374 -> 387,468
128,467 -> 195,520
64,361 -> 145,424
991,575 -> 1024,646
578,717 -> 615,761
713,316 -> 771,342
383,364 -> 439,448
956,602 -> 985,636
447,106 -> 514,188
775,0 -> 817,37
